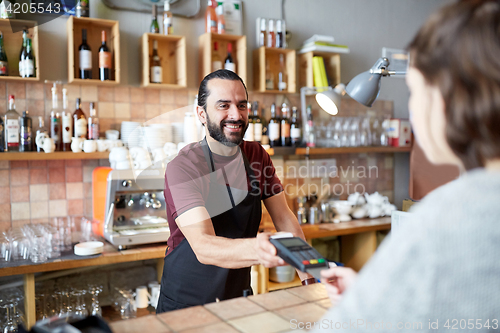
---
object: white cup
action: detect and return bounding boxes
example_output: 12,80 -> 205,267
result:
36,134 -> 55,153
71,137 -> 84,153
105,129 -> 120,140
115,160 -> 131,170
135,286 -> 150,309
97,139 -> 109,152
106,139 -> 123,149
80,139 -> 97,153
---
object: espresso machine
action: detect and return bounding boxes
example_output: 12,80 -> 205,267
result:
93,167 -> 170,249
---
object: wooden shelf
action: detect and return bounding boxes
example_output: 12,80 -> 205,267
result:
295,146 -> 412,155
268,274 -> 301,292
299,51 -> 341,88
0,151 -> 109,161
198,33 -> 247,84
67,16 -> 120,85
253,47 -> 296,93
140,33 -> 186,88
0,18 -> 40,81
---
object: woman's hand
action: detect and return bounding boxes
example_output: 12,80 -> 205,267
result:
320,267 -> 358,306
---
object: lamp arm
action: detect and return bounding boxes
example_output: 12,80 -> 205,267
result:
370,69 -> 407,76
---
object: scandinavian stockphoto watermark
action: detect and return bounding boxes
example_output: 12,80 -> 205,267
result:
290,319 -> 424,330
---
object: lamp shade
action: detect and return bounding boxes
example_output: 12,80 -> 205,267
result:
345,71 -> 382,107
315,84 -> 345,115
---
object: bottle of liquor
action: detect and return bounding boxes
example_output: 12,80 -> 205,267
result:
50,86 -> 61,151
205,0 -> 217,33
224,43 -> 235,72
19,29 -> 27,77
265,60 -> 274,90
276,20 -> 284,48
0,32 -> 8,76
35,116 -> 48,153
267,19 -> 275,48
4,95 -> 20,152
61,88 -> 72,152
24,38 -> 35,78
268,103 -> 281,147
75,0 -> 89,18
99,31 -> 111,81
73,98 -> 87,139
244,103 -> 254,142
278,54 -> 287,91
280,102 -> 291,147
150,5 -> 160,33
212,41 -> 222,72
0,116 -> 4,152
252,102 -> 263,144
216,5 -> 225,34
79,29 -> 92,79
290,106 -> 302,146
19,111 -> 32,152
150,40 -> 162,83
258,18 -> 266,47
163,2 -> 173,35
260,107 -> 269,146
306,105 -> 316,148
88,102 -> 99,140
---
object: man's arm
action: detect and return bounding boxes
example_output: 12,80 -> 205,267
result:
263,192 -> 315,282
175,206 -> 285,269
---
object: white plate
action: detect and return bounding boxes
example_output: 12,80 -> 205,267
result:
74,241 -> 104,256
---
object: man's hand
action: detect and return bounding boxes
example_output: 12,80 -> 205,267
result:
255,232 -> 286,268
320,267 -> 358,306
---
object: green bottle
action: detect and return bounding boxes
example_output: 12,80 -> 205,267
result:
25,38 -> 35,78
19,29 -> 27,77
150,5 -> 160,33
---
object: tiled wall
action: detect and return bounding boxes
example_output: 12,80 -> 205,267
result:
0,81 -> 394,231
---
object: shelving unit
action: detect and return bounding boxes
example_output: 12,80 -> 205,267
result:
67,16 -> 120,85
0,152 -> 109,161
267,146 -> 411,156
140,33 -> 186,89
253,46 -> 296,93
268,274 -> 301,292
0,19 -> 40,81
298,51 -> 341,88
198,33 -> 247,84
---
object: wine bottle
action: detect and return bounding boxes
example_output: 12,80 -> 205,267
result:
4,95 -> 20,152
212,41 -> 222,72
306,105 -> 316,148
260,107 -> 269,146
79,29 -> 92,79
150,40 -> 162,83
216,5 -> 225,34
252,102 -> 263,144
276,20 -> 284,48
258,18 -> 266,47
0,116 -> 4,152
224,43 -> 235,72
19,111 -> 32,152
0,32 -> 8,76
163,2 -> 173,35
280,103 -> 291,147
50,86 -> 61,151
61,88 -> 72,152
73,98 -> 87,139
267,19 -> 275,48
99,30 -> 111,81
24,38 -> 35,78
75,0 -> 89,18
268,103 -> 281,147
205,0 -> 217,33
278,54 -> 287,91
150,5 -> 160,33
244,102 -> 255,142
19,29 -> 27,77
88,102 -> 99,140
290,106 -> 302,146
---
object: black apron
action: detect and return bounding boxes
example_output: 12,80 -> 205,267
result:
157,138 -> 262,313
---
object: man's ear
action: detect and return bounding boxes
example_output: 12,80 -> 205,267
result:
197,105 -> 207,126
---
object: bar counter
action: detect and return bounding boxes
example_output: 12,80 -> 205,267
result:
109,283 -> 331,333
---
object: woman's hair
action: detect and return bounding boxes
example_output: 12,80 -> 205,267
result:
408,0 -> 500,170
197,69 -> 248,111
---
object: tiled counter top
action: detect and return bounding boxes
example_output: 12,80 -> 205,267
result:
109,283 -> 332,333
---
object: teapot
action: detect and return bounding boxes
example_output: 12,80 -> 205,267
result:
35,134 -> 55,153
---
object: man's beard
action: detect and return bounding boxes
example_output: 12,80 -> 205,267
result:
206,112 -> 248,147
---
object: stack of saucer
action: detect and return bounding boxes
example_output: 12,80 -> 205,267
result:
144,124 -> 172,150
74,241 -> 104,256
121,121 -> 143,148
172,122 -> 184,144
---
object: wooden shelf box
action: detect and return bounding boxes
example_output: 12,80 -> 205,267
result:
198,33 -> 246,85
67,16 -> 120,85
0,19 -> 40,81
253,47 -> 296,93
140,33 -> 186,89
299,51 -> 341,88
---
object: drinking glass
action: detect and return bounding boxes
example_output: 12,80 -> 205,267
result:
29,232 -> 48,264
0,234 -> 11,262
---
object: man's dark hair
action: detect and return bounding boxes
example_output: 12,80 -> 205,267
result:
197,69 -> 248,111
408,0 -> 500,170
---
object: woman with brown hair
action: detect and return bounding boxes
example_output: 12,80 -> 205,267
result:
315,0 -> 500,330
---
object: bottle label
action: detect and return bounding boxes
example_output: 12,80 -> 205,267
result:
210,19 -> 217,28
268,123 -> 280,141
244,123 -> 254,141
212,60 -> 222,72
278,81 -> 287,91
6,119 -> 19,145
150,66 -> 162,83
90,123 -> 99,140
99,51 -> 112,68
266,77 -> 274,90
281,123 -> 290,138
254,123 -> 263,142
62,115 -> 72,143
0,61 -> 7,75
224,62 -> 235,72
164,17 -> 173,34
25,60 -> 34,76
21,128 -> 31,145
291,127 -> 301,139
218,23 -> 225,33
19,60 -> 24,77
79,50 -> 92,70
75,118 -> 87,138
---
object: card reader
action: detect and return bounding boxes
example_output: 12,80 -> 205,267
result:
269,233 -> 330,280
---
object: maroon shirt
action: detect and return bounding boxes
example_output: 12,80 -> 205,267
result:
164,140 -> 283,255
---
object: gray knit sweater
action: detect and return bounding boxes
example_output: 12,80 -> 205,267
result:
312,169 -> 500,332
